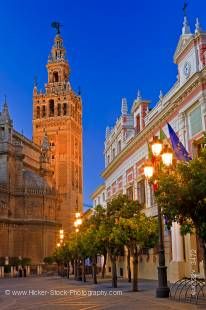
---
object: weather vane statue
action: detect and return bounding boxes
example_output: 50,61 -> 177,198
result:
51,21 -> 62,34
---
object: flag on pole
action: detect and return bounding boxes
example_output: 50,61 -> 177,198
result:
167,123 -> 191,161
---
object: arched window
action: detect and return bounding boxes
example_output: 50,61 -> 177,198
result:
53,72 -> 59,82
57,103 -> 61,116
42,106 -> 46,118
63,103 -> 67,116
36,106 -> 40,119
112,148 -> 115,159
49,100 -> 54,117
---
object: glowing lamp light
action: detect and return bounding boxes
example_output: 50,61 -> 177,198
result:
59,229 -> 64,235
75,212 -> 81,219
144,162 -> 154,179
74,220 -> 78,227
57,243 -> 60,248
151,136 -> 163,157
75,228 -> 79,233
161,145 -> 173,166
76,218 -> 82,225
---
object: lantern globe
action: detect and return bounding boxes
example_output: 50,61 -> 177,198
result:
151,136 -> 163,157
144,161 -> 154,179
161,145 -> 173,166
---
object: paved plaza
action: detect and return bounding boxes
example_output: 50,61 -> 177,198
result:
0,276 -> 205,309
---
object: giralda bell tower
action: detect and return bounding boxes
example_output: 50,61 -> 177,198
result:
33,24 -> 83,232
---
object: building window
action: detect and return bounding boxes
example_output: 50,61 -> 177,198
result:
126,186 -> 133,200
53,72 -> 59,82
42,106 -> 46,118
98,197 -> 100,205
107,155 -> 110,165
63,103 -> 67,115
189,105 -> 202,137
36,106 -> 40,118
137,179 -> 145,205
49,100 -> 54,117
57,103 -> 61,116
136,114 -> 140,134
102,192 -> 105,201
112,148 -> 115,159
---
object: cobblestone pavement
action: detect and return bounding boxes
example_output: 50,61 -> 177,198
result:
0,276 -> 205,309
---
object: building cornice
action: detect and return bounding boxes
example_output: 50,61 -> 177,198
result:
90,184 -> 105,199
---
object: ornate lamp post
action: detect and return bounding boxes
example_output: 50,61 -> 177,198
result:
144,136 -> 173,298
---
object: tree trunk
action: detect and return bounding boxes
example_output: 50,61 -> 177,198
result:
71,259 -> 74,275
127,247 -> 131,283
202,240 -> 206,280
92,256 -> 98,284
132,247 -> 139,292
77,258 -> 82,281
111,255 -> 117,288
82,258 -> 86,282
67,263 -> 70,279
74,259 -> 77,280
101,251 -> 107,279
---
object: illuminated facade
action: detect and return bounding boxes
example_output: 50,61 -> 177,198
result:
33,31 -> 83,232
92,16 -> 206,281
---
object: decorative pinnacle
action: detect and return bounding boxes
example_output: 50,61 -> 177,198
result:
137,89 -> 142,101
182,16 -> 191,35
159,90 -> 163,101
121,98 -> 128,115
195,18 -> 202,34
34,76 -> 38,88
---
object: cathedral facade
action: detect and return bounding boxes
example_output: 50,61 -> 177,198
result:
0,28 -> 83,264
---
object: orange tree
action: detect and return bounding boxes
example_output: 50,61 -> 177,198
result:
154,148 -> 206,279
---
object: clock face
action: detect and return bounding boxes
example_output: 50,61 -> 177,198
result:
183,62 -> 191,78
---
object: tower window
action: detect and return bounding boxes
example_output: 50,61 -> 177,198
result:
53,72 -> 59,82
63,103 -> 67,116
49,100 -> 54,117
57,103 -> 61,116
42,106 -> 46,118
36,106 -> 40,119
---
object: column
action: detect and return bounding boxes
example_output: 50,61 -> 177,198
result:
175,223 -> 184,261
171,222 -> 177,261
171,222 -> 184,262
122,172 -> 127,195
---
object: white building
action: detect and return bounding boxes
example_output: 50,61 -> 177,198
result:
91,16 -> 206,282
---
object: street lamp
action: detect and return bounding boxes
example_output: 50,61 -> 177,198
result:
144,137 -> 172,298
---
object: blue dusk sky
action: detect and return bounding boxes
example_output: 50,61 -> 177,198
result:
0,0 -> 206,207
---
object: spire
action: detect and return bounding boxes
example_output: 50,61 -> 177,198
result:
121,98 -> 128,115
195,18 -> 202,34
1,95 -> 11,122
137,89 -> 142,101
182,16 -> 191,35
